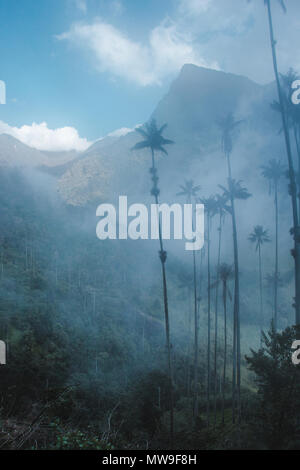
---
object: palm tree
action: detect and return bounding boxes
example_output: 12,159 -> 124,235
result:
261,159 -> 285,330
265,271 -> 284,321
271,69 -> 300,214
178,270 -> 194,395
249,0 -> 300,326
218,112 -> 245,424
249,226 -> 271,341
177,180 -> 201,420
177,180 -> 201,201
281,70 -> 300,217
132,118 -> 174,445
218,113 -> 243,178
198,195 -> 217,426
211,263 -> 234,425
212,193 -> 228,426
219,179 -> 251,423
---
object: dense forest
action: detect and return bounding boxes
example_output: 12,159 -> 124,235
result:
0,0 -> 300,451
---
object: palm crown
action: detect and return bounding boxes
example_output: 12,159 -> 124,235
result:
211,263 -> 234,295
219,179 -> 251,202
261,159 -> 285,194
271,69 -> 300,129
218,113 -> 243,155
248,225 -> 271,251
218,263 -> 235,283
215,193 -> 229,218
177,180 -> 201,200
198,195 -> 218,217
132,119 -> 174,155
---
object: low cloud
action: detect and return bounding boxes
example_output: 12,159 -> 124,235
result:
107,127 -> 134,138
0,121 -> 91,152
57,19 -> 218,86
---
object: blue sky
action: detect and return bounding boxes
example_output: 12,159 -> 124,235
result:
0,0 -> 299,151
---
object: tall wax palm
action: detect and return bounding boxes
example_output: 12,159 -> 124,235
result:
271,69 -> 300,214
248,226 -> 271,341
219,179 -> 251,423
212,193 -> 228,426
132,118 -> 174,444
178,271 -> 194,395
280,69 -> 300,216
177,180 -> 201,419
211,263 -> 234,425
261,159 -> 285,330
218,112 -> 244,424
249,0 -> 300,326
198,195 -> 217,426
265,271 -> 284,319
218,113 -> 243,178
177,180 -> 201,201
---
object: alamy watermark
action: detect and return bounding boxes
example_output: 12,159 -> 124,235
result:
292,340 -> 300,365
0,340 -> 6,365
291,80 -> 300,105
96,196 -> 204,251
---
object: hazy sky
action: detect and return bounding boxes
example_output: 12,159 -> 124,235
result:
0,0 -> 299,150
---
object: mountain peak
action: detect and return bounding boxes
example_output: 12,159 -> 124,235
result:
152,64 -> 265,136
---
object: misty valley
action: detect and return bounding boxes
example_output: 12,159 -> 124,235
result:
0,0 -> 300,454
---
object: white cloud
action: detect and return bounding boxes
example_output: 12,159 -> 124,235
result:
174,0 -> 300,84
57,18 -> 218,86
107,127 -> 134,138
60,0 -> 300,88
0,121 -> 91,152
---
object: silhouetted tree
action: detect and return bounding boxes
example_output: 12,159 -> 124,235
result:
177,180 -> 201,420
132,118 -> 174,445
261,159 -> 285,330
212,193 -> 228,426
198,195 -> 217,426
211,263 -> 234,425
219,178 -> 251,422
246,324 -> 300,449
249,226 -> 271,341
250,0 -> 300,326
218,111 -> 245,423
178,270 -> 194,395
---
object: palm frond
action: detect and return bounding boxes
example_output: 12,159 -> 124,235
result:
135,127 -> 149,138
131,141 -> 150,151
278,0 -> 286,13
132,118 -> 174,155
161,138 -> 174,146
158,123 -> 168,134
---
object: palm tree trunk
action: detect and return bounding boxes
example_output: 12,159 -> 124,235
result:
186,289 -> 192,396
266,0 -> 300,326
193,248 -> 199,420
231,196 -> 240,423
186,195 -> 199,421
214,212 -> 222,426
225,152 -> 240,423
151,148 -> 174,446
293,125 -> 300,217
206,213 -> 211,427
258,244 -> 263,343
274,182 -> 279,331
222,280 -> 227,426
